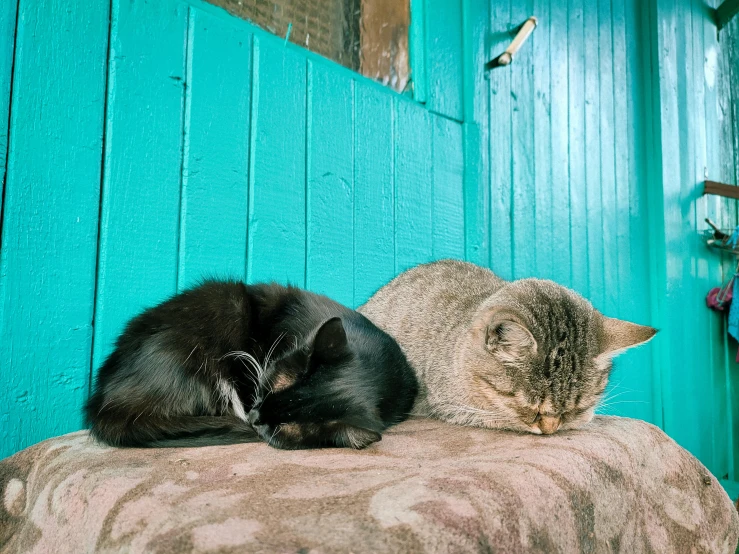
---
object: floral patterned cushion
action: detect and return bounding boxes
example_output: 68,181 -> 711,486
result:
1,416 -> 737,553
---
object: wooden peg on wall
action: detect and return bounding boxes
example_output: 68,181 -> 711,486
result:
703,180 -> 739,200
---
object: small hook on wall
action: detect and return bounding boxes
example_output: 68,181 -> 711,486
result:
485,17 -> 538,70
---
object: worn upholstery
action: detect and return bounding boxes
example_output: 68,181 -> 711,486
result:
1,416 -> 738,553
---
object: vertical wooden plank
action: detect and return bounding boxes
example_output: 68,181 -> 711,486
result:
177,9 -> 251,290
673,0 -> 705,461
395,99 -> 432,273
0,0 -> 108,458
488,0 -> 513,279
699,0 -> 732,477
510,0 -> 536,278
568,0 -> 588,296
584,0 -> 604,310
93,0 -> 187,369
425,0 -> 464,120
626,0 -> 661,426
409,0 -> 428,103
549,0 -> 571,287
532,0 -> 552,280
613,0 -> 632,320
0,0 -> 17,199
432,116 -> 465,259
462,0 -> 490,266
247,37 -> 306,286
690,0 -> 723,475
306,61 -> 354,305
654,0 -> 687,451
715,2 -> 739,482
611,0 -> 653,424
598,0 -> 618,318
354,82 -> 394,306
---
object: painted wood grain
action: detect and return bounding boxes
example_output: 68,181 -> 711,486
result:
394,99 -> 433,273
177,8 -> 251,290
461,0 -> 490,267
425,0 -> 464,121
0,0 -> 17,209
353,82 -> 395,307
488,0 -> 513,280
306,60 -> 354,306
549,0 -> 571,288
597,0 -> 618,318
533,0 -> 553,281
583,0 -> 605,311
247,36 -> 307,286
93,0 -> 188,369
510,0 -> 536,278
432,115 -> 465,259
0,0 -> 108,459
567,0 -> 589,296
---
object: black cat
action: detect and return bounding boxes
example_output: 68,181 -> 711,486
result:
85,280 -> 418,449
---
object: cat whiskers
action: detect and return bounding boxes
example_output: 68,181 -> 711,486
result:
268,424 -> 282,445
263,332 -> 286,372
183,345 -> 198,364
222,351 -> 263,388
444,404 -> 509,425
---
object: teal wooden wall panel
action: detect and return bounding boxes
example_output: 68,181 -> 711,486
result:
461,0 -> 491,267
0,0 -> 471,458
510,0 -> 536,279
353,83 -> 395,306
718,11 -> 739,481
394,100 -> 433,273
0,0 -> 17,201
488,0 -> 513,281
486,0 -> 657,427
567,0 -> 588,296
650,0 -> 739,478
247,38 -> 307,287
306,61 -> 354,306
177,9 -> 252,290
424,0 -> 464,121
432,116 -> 465,259
597,0 -> 618,318
549,0 -> 571,288
532,0 -> 553,281
92,0 -> 188,369
0,0 -> 108,459
583,0 -> 605,310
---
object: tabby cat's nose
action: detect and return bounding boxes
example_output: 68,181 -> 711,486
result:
537,415 -> 561,435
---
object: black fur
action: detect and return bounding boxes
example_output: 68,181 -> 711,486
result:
85,280 -> 418,449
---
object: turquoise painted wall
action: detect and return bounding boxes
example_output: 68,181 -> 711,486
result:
471,0 -> 738,481
0,0 -> 737,486
647,0 -> 739,482
482,0 -> 656,430
0,0 -> 466,459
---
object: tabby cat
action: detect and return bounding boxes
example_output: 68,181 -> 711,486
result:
359,260 -> 656,435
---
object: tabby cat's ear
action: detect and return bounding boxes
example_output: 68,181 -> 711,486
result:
485,317 -> 537,358
598,316 -> 657,358
311,317 -> 349,363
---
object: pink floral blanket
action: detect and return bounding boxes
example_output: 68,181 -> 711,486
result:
1,416 -> 737,553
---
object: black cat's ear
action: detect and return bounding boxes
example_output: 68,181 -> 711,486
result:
335,425 -> 382,449
311,317 -> 349,363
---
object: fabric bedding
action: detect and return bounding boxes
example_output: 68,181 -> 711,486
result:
1,416 -> 738,553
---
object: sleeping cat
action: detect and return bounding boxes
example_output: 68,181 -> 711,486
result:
359,260 -> 656,435
85,280 -> 418,449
